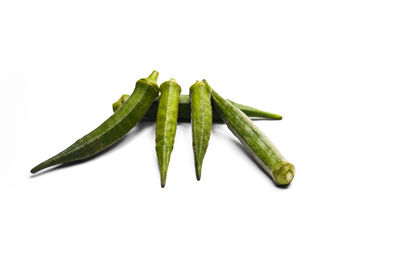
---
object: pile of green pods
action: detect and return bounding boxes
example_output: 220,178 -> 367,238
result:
31,71 -> 295,188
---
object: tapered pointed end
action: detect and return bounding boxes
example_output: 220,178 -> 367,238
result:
147,70 -> 159,84
195,165 -> 202,181
269,114 -> 283,120
265,114 -> 283,120
31,165 -> 42,174
160,172 -> 167,188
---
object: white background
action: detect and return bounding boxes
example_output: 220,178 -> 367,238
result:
1,0 -> 399,266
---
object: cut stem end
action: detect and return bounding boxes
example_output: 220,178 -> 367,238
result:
147,70 -> 159,84
274,163 -> 295,185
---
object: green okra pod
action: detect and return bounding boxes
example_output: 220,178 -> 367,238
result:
224,100 -> 282,120
155,79 -> 181,188
31,71 -> 160,174
205,80 -> 295,186
112,94 -> 130,113
113,94 -> 282,121
190,81 -> 212,180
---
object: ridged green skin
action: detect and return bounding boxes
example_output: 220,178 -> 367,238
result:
190,81 -> 212,181
225,100 -> 282,119
205,80 -> 295,186
31,71 -> 160,174
113,94 -> 282,121
155,79 -> 181,188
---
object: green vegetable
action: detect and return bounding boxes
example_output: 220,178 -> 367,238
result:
190,81 -> 212,180
225,100 -> 282,120
31,71 -> 160,174
113,94 -> 282,121
155,79 -> 181,188
205,80 -> 295,186
112,94 -> 130,113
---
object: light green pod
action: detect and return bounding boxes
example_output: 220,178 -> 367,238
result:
190,81 -> 212,181
205,80 -> 295,186
155,79 -> 181,188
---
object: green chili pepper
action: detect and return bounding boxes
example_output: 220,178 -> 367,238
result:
189,81 -> 212,180
204,80 -> 295,186
113,95 -> 282,121
155,79 -> 181,188
31,71 -> 160,174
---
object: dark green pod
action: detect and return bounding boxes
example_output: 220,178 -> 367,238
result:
113,94 -> 282,121
205,80 -> 295,186
31,71 -> 160,174
190,81 -> 212,180
155,79 -> 181,188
